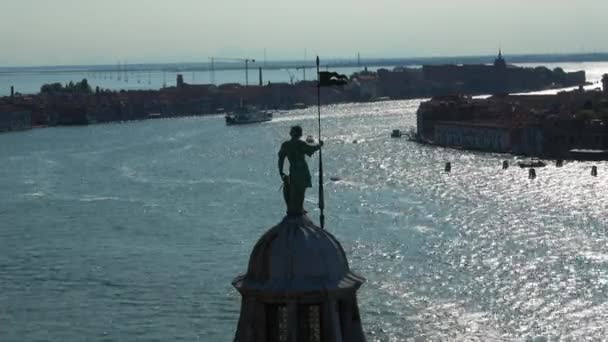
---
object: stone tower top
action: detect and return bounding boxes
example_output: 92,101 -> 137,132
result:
233,215 -> 364,296
232,215 -> 367,342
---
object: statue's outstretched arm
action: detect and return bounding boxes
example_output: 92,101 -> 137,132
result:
304,141 -> 323,157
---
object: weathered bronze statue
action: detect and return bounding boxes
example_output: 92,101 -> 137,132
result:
278,126 -> 323,215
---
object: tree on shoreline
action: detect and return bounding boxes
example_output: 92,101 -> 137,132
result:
41,79 -> 92,94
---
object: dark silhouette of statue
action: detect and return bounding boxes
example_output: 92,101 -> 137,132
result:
278,126 -> 322,215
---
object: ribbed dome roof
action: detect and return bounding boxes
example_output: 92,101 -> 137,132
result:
233,215 -> 364,295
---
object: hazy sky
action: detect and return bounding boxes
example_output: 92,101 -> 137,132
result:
1,0 -> 606,66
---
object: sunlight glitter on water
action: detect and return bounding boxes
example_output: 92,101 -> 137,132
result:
2,88 -> 608,340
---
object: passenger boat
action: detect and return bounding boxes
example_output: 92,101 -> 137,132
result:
569,149 -> 608,161
225,106 -> 272,125
518,159 -> 546,168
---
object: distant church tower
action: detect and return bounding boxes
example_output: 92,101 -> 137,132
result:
232,215 -> 367,342
494,49 -> 507,69
176,74 -> 185,89
493,49 -> 508,95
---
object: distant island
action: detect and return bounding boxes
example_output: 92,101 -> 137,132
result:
0,52 -> 589,132
351,50 -> 586,100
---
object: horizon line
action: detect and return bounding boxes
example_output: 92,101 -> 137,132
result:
2,51 -> 608,70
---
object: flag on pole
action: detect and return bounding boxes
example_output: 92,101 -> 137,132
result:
318,71 -> 348,87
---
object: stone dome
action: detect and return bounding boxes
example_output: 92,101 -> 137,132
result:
232,215 -> 365,295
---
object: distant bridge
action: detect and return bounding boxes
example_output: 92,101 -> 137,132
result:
3,52 -> 608,75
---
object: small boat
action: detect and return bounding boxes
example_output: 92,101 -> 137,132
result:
391,129 -> 402,138
569,149 -> 608,161
518,159 -> 546,168
373,96 -> 391,102
225,106 -> 272,125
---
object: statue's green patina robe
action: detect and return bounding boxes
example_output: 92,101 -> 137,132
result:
279,139 -> 319,188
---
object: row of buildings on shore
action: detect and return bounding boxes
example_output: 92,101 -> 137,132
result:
0,75 -> 356,131
417,74 -> 608,159
0,79 -> 325,128
0,52 -> 587,133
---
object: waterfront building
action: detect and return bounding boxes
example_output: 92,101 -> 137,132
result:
417,87 -> 608,158
232,215 -> 366,342
348,74 -> 378,101
416,94 -> 478,141
512,126 -> 544,156
434,121 -> 511,153
542,116 -> 608,157
0,106 -> 31,132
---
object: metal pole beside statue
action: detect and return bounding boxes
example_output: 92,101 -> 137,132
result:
315,58 -> 348,229
316,56 -> 325,229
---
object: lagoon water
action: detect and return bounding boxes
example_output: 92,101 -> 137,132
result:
2,64 -> 608,341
